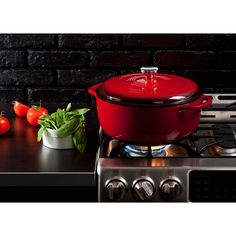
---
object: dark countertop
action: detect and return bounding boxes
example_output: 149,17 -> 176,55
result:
0,103 -> 99,187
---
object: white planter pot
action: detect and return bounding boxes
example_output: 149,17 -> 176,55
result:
42,128 -> 74,149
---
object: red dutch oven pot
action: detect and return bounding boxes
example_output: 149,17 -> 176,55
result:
89,66 -> 212,145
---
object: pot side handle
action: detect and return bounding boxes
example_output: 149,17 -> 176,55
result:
179,95 -> 212,111
88,82 -> 103,97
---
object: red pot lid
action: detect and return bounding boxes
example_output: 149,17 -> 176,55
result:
97,67 -> 201,106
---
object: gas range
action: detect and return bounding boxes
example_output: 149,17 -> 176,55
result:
96,93 -> 236,202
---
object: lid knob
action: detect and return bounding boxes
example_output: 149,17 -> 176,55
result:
140,66 -> 159,73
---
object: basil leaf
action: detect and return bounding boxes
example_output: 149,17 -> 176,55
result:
46,119 -> 58,129
66,103 -> 72,112
56,119 -> 80,138
67,108 -> 90,116
37,126 -> 46,142
54,109 -> 65,127
73,126 -> 87,152
40,114 -> 50,119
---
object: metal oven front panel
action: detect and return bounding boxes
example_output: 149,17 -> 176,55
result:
98,158 -> 236,202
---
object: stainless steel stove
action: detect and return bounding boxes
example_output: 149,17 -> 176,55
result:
96,94 -> 236,202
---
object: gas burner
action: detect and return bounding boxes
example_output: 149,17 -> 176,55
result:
210,144 -> 236,156
124,145 -> 170,157
207,124 -> 236,156
104,139 -> 191,158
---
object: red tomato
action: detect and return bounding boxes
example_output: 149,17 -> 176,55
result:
13,101 -> 30,117
26,106 -> 48,126
0,115 -> 10,135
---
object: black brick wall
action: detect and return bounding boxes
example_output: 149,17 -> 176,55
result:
0,34 -> 236,104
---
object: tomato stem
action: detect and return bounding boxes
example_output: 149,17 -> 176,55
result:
32,100 -> 42,110
32,105 -> 40,111
0,111 -> 5,117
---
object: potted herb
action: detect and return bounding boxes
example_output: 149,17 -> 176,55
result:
37,103 -> 90,152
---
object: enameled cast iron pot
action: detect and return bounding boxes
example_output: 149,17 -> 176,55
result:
89,67 -> 212,145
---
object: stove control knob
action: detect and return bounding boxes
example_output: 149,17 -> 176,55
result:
105,177 -> 127,201
159,178 -> 182,201
133,177 -> 155,201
